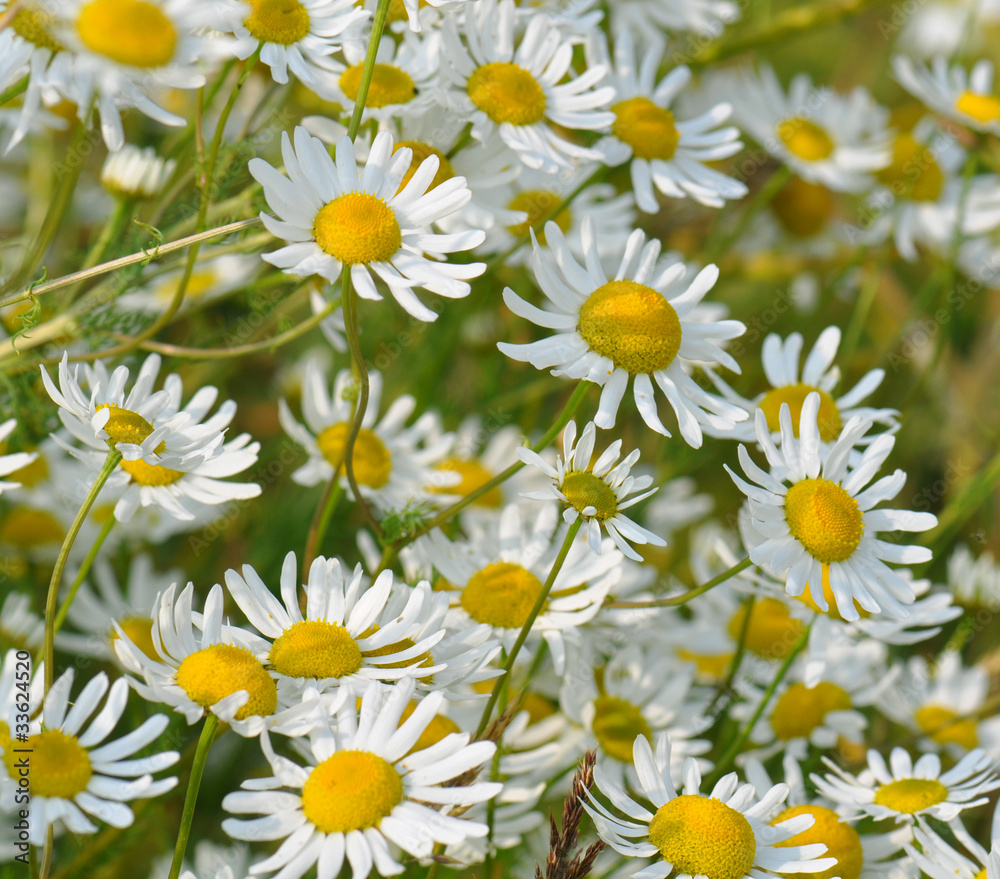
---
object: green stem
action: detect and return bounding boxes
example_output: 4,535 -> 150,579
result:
0,75 -> 28,106
708,619 -> 812,782
839,257 -> 882,368
604,557 -> 753,609
303,480 -> 345,577
167,715 -> 219,879
52,515 -> 116,637
80,199 -> 133,274
346,0 -> 393,140
474,519 -> 583,740
340,265 -> 383,538
43,449 -> 121,692
705,594 -> 755,717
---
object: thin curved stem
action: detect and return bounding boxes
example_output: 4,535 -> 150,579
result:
604,557 -> 753,609
43,449 -> 121,692
346,0 -> 393,140
167,715 -> 220,879
52,515 -> 116,637
474,518 -> 583,740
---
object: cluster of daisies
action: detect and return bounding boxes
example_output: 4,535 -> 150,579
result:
2,0 -> 1000,877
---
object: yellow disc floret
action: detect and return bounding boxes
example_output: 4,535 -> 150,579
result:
612,97 -> 680,161
11,7 -> 65,52
340,63 -> 417,108
561,471 -> 619,520
175,643 -> 277,720
76,0 -> 177,68
915,704 -> 978,751
468,62 -> 547,125
393,141 -> 455,192
784,478 -> 864,564
955,91 -> 1000,125
777,117 -> 835,162
773,805 -> 863,879
244,0 -> 311,45
0,508 -> 65,547
648,795 -> 757,879
433,458 -> 503,507
506,190 -> 572,242
460,562 -> 545,629
591,695 -> 651,762
875,133 -> 945,202
677,648 -> 734,680
269,620 -> 363,678
873,778 -> 948,814
113,616 -> 161,661
95,402 -> 156,446
316,422 -> 392,489
120,441 -> 184,486
578,280 -> 682,375
313,193 -> 402,265
727,598 -> 804,660
302,750 -> 403,833
4,730 -> 92,799
771,177 -> 835,238
758,384 -> 843,443
770,682 -> 852,741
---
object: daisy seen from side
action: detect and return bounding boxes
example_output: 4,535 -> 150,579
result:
893,56 -> 1000,136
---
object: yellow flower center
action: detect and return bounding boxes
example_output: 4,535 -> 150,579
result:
120,441 -> 184,486
770,682 -> 852,741
777,117 -> 835,162
112,616 -> 161,661
340,63 -> 417,108
727,598 -> 804,660
316,422 -> 392,489
915,704 -> 979,751
758,384 -> 843,443
875,133 -> 945,202
269,620 -> 363,678
771,177 -> 835,238
0,507 -> 64,547
244,0 -> 311,45
361,629 -> 434,671
955,91 -> 1000,125
468,62 -> 547,125
398,701 -> 461,755
506,190 -> 572,242
612,96 -> 680,161
11,7 -> 65,52
460,562 -> 545,629
773,805 -> 863,879
578,279 -> 682,375
76,0 -> 177,68
784,478 -> 864,565
313,193 -> 402,265
591,695 -> 651,763
873,778 -> 948,814
3,730 -> 92,799
676,648 -> 734,680
95,402 -> 155,446
393,141 -> 455,192
175,643 -> 277,720
648,795 -> 757,879
433,458 -> 503,507
560,471 -> 619,520
302,750 -> 403,833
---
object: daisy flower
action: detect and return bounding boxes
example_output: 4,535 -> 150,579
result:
726,392 -> 938,621
584,733 -> 836,879
250,127 -> 485,321
421,503 -> 622,673
610,0 -> 739,39
498,217 -> 748,445
54,0 -> 241,151
223,552 -> 494,706
229,0 -> 367,87
0,668 -> 178,845
517,420 -> 664,561
0,419 -> 36,495
475,162 -> 637,268
894,56 -> 1000,136
706,327 -> 899,448
113,581 -> 321,738
588,29 -> 747,212
948,543 -> 1000,609
321,32 -> 440,121
440,0 -> 616,171
811,747 -> 1000,827
730,67 -> 890,192
100,144 -> 176,200
278,363 -> 458,511
222,678 -> 501,878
